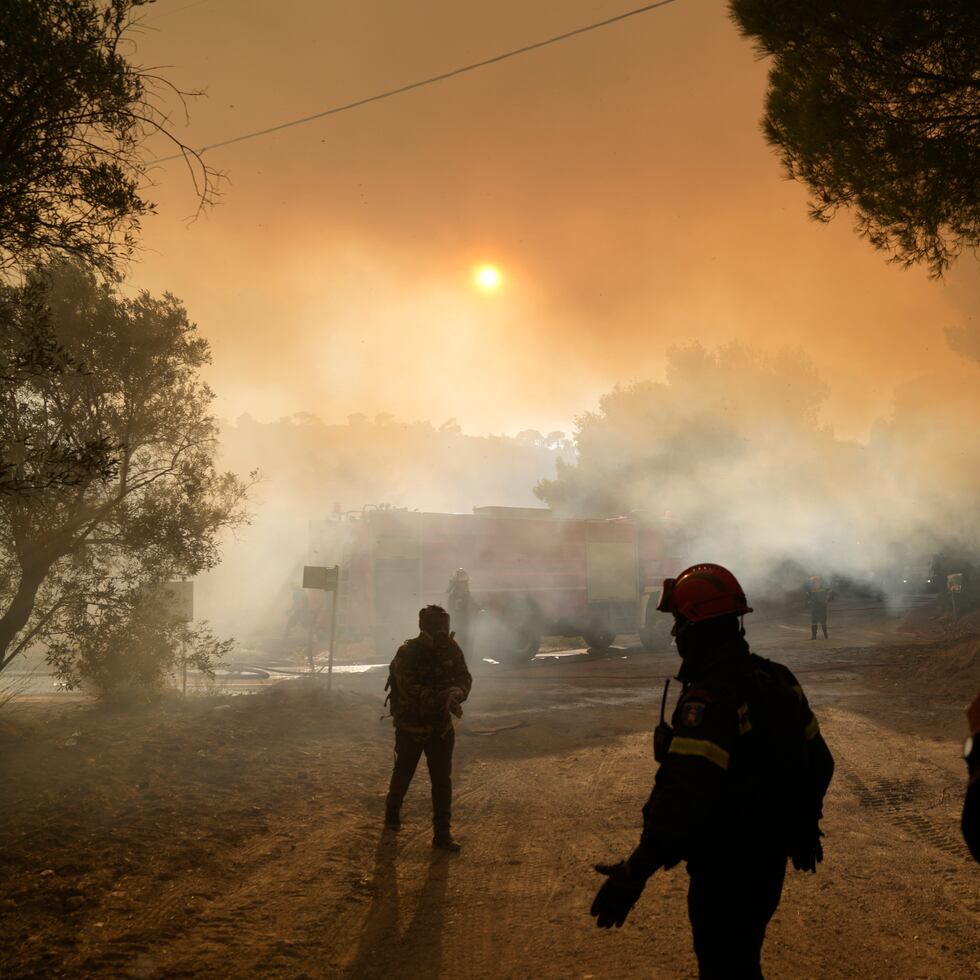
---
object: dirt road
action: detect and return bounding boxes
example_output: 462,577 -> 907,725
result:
2,611 -> 978,978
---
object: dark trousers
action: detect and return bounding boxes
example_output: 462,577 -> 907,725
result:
810,609 -> 828,639
687,851 -> 786,979
386,727 -> 455,835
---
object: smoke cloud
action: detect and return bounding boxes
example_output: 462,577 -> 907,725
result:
196,415 -> 569,640
126,2 -> 980,633
535,342 -> 980,602
130,1 -> 972,441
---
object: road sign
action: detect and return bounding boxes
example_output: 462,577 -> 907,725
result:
947,573 -> 964,594
304,565 -> 339,591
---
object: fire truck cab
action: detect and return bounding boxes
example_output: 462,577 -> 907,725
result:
310,506 -> 680,662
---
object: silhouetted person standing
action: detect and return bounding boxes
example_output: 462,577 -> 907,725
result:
384,605 -> 471,852
446,567 -> 481,656
590,564 -> 834,979
806,575 -> 834,639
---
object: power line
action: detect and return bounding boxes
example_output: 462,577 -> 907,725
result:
150,0 -> 681,163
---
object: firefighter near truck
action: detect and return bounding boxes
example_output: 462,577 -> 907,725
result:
308,506 -> 682,663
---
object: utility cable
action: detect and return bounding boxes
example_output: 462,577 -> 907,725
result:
150,0 -> 680,163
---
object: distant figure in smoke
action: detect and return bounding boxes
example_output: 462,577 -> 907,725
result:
805,576 -> 834,639
446,568 -> 481,655
589,564 -> 834,978
384,605 -> 472,852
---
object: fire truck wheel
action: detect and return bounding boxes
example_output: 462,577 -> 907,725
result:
583,626 -> 615,650
639,614 -> 671,651
639,624 -> 660,651
504,626 -> 541,662
499,600 -> 542,662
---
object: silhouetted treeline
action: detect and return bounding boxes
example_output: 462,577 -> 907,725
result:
535,343 -> 980,597
219,412 -> 570,516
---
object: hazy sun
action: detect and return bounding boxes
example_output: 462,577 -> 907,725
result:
474,264 -> 502,291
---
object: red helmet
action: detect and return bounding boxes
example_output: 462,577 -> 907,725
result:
656,564 -> 753,623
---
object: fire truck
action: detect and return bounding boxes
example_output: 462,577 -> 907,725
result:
309,506 -> 682,662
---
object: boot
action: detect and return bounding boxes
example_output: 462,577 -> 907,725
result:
432,833 -> 461,853
384,799 -> 401,831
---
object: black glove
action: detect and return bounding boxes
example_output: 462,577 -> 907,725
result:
444,686 -> 465,719
590,861 -> 646,928
790,826 -> 824,873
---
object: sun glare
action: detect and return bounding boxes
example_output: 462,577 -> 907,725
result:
474,264 -> 502,291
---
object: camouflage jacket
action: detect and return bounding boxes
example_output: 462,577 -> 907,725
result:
389,633 -> 472,735
630,642 -> 834,874
806,587 -> 834,611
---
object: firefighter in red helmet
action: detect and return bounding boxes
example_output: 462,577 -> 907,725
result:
590,564 -> 835,979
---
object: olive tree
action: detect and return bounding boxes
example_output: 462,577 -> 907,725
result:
0,291 -> 120,498
0,261 -> 251,692
0,0 -> 217,276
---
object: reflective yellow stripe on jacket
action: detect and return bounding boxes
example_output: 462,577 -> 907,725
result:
737,703 -> 752,735
668,736 -> 731,771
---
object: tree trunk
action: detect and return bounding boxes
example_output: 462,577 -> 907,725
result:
0,562 -> 49,671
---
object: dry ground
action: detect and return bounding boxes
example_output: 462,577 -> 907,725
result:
1,612 -> 978,979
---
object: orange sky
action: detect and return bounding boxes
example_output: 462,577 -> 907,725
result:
129,0 -> 979,440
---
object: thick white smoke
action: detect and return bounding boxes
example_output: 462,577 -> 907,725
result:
536,342 -> 980,604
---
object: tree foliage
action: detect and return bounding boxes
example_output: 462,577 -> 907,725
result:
0,0 -> 217,276
534,342 -> 980,594
0,261 -> 251,689
0,286 -> 120,497
730,0 -> 980,275
535,343 -> 830,519
46,588 -> 234,701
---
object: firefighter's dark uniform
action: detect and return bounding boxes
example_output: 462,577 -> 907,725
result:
806,587 -> 833,639
385,632 -> 472,838
629,636 -> 834,978
964,730 -> 980,863
446,583 -> 481,657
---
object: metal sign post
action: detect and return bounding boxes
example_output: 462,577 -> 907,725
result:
327,584 -> 339,693
303,565 -> 340,690
304,601 -> 320,674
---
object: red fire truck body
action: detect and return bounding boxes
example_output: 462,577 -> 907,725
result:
310,506 -> 680,659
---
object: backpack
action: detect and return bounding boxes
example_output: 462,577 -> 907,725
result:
383,646 -> 406,719
384,667 -> 398,717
